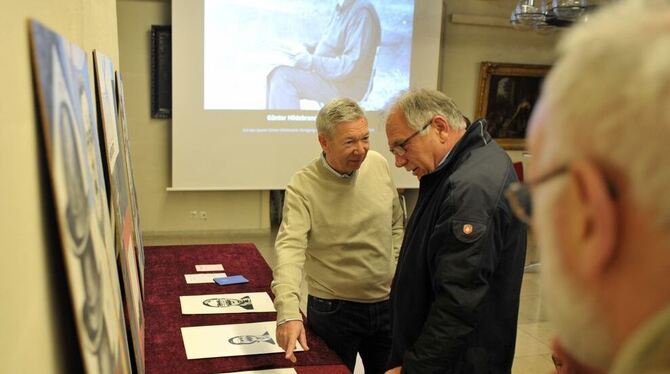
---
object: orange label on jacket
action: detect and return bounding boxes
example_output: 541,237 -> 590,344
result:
463,224 -> 473,235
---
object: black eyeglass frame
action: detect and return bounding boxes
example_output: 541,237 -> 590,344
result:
505,163 -> 619,225
504,164 -> 569,225
389,119 -> 433,156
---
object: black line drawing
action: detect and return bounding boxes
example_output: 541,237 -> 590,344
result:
228,331 -> 276,345
202,296 -> 254,310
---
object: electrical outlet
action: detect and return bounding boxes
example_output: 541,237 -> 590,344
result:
199,211 -> 208,220
190,210 -> 198,219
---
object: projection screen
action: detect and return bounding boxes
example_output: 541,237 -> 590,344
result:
172,0 -> 444,190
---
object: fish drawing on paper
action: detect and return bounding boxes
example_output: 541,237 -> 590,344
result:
202,296 -> 254,310
228,331 -> 275,345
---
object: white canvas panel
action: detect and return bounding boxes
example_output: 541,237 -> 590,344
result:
181,321 -> 303,359
185,272 -> 227,284
180,292 -> 275,314
195,264 -> 225,272
216,369 -> 297,374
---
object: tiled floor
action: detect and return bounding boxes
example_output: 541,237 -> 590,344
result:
145,230 -> 555,373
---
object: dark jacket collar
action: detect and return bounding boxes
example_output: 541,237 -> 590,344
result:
424,119 -> 492,181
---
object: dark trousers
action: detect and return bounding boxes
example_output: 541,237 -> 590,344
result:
307,295 -> 392,374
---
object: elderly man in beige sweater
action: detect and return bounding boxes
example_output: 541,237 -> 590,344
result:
271,97 -> 403,374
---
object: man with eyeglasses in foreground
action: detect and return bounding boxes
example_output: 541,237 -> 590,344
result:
272,97 -> 404,373
384,89 -> 527,373
506,1 -> 670,373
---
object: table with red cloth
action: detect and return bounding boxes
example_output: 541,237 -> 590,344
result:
145,243 -> 350,374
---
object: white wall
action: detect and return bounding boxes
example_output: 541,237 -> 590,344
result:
0,0 -> 120,372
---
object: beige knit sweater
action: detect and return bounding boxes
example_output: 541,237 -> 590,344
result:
271,150 -> 404,323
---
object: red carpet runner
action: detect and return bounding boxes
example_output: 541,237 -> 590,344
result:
145,243 -> 349,373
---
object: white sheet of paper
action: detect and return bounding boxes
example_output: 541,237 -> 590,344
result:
184,272 -> 227,284
216,369 -> 297,374
195,264 -> 224,272
180,292 -> 275,314
181,321 -> 303,360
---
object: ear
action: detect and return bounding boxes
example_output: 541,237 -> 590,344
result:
318,133 -> 328,152
569,160 -> 618,278
432,116 -> 450,142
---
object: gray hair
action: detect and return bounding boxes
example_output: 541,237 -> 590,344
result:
542,0 -> 670,229
316,98 -> 366,137
387,89 -> 467,133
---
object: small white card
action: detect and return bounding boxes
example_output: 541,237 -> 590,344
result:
195,264 -> 224,272
181,321 -> 303,360
180,292 -> 276,314
217,369 -> 297,374
184,272 -> 227,284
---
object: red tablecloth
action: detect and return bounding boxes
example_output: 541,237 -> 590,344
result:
145,243 -> 349,374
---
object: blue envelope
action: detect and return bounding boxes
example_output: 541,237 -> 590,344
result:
213,275 -> 249,286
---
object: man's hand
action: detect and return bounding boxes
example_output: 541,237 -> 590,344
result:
276,320 -> 309,363
385,367 -> 401,374
291,51 -> 313,69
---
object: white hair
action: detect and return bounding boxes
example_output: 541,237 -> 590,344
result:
542,0 -> 670,229
388,89 -> 467,133
316,97 -> 366,137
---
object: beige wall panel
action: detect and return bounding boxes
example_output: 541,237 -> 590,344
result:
442,0 -> 559,169
442,0 -> 559,120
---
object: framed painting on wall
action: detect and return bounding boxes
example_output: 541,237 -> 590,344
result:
150,25 -> 171,119
475,62 -> 550,150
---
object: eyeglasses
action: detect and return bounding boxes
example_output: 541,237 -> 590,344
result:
389,119 -> 432,156
504,164 -> 569,225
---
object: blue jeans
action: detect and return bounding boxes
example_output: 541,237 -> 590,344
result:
307,295 -> 392,374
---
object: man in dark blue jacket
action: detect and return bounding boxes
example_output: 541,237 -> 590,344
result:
384,89 -> 527,373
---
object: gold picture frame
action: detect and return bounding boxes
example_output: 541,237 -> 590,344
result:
475,62 -> 550,150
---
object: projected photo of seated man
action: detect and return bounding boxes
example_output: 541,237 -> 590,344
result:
266,0 -> 380,110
